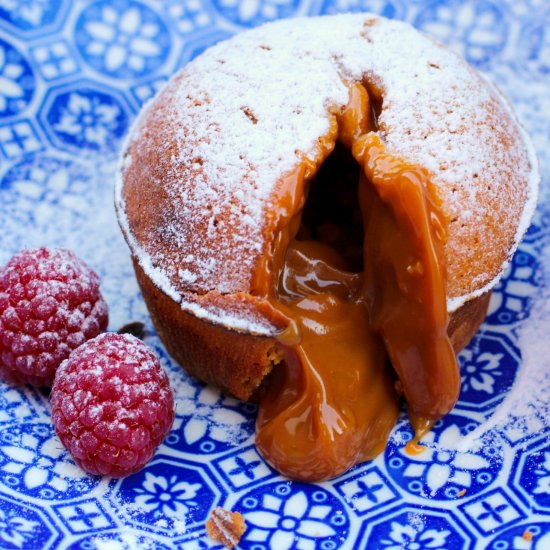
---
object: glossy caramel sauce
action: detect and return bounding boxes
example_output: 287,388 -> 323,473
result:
255,83 -> 459,481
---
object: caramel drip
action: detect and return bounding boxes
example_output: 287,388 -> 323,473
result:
354,133 -> 459,433
256,241 -> 400,481
255,82 -> 459,481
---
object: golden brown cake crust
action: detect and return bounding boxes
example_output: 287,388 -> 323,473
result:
116,14 -> 538,337
135,261 -> 283,400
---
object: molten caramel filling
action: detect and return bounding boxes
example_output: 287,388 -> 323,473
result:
255,83 -> 459,481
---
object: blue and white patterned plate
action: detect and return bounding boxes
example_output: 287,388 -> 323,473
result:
0,1 -> 549,548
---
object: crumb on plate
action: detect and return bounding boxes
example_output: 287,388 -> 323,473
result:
206,506 -> 246,548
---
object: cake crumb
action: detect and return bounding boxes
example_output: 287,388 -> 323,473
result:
117,321 -> 146,340
206,507 -> 246,548
522,530 -> 533,542
457,489 -> 467,498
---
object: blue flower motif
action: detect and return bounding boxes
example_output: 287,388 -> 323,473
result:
414,0 -> 508,66
237,482 -> 349,549
457,332 -> 520,413
486,248 -> 541,326
75,0 -> 170,78
0,508 -> 39,547
166,382 -> 255,454
162,0 -> 214,36
45,88 -> 128,150
0,39 -> 34,117
400,425 -> 491,495
366,511 -> 467,550
320,0 -> 405,19
486,522 -> 550,550
0,0 -> 62,31
212,0 -> 300,27
0,154 -> 95,244
0,384 -> 37,424
517,7 -> 550,77
132,472 -> 201,520
118,460 -> 216,531
518,443 -> 550,510
67,533 -> 171,550
0,422 -> 99,500
381,521 -> 450,549
460,351 -> 504,395
385,416 -> 501,500
0,497 -> 54,548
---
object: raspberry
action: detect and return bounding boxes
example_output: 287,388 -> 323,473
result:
51,333 -> 174,477
0,248 -> 109,387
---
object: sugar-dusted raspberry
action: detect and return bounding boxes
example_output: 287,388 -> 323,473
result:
51,333 -> 174,477
0,248 -> 109,387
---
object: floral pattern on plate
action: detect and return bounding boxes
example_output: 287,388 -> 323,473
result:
0,0 -> 549,548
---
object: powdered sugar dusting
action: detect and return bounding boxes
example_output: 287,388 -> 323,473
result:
457,243 -> 550,452
166,362 -> 254,448
116,13 -> 538,333
0,247 -> 109,386
51,332 -> 175,477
